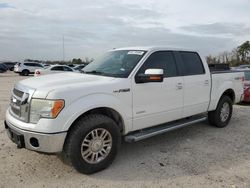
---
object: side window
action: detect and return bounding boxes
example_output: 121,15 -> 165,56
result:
180,52 -> 205,75
63,66 -> 73,71
24,63 -> 32,66
23,63 -> 42,67
35,63 -> 43,67
51,66 -> 64,71
137,51 -> 178,77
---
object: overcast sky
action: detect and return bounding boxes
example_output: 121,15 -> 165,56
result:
0,0 -> 250,61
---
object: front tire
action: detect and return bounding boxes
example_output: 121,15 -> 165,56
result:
208,96 -> 233,128
63,114 -> 121,174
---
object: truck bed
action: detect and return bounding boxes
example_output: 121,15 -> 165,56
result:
208,71 -> 244,111
211,70 -> 244,74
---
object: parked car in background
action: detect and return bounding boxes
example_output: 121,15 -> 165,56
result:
234,69 -> 250,102
14,62 -> 44,76
236,64 -> 250,69
0,63 -> 8,73
68,64 -> 76,68
3,62 -> 16,71
41,63 -> 50,68
34,65 -> 75,76
74,64 -> 87,72
0,63 -> 8,70
242,70 -> 250,102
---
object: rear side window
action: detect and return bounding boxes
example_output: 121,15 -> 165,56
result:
51,66 -> 64,71
24,63 -> 32,66
24,63 -> 43,67
35,63 -> 43,67
137,51 -> 178,77
180,52 -> 205,75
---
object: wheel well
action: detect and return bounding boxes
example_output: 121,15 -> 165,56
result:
221,89 -> 235,103
69,107 -> 124,133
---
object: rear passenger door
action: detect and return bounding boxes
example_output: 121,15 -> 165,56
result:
176,51 -> 210,117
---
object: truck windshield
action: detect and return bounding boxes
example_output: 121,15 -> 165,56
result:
82,50 -> 146,78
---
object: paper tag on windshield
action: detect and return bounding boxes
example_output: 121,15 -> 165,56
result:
127,51 -> 144,55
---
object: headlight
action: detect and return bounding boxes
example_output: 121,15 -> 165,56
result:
30,99 -> 64,123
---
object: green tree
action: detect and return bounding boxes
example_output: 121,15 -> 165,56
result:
72,58 -> 82,64
206,55 -> 217,64
237,41 -> 250,63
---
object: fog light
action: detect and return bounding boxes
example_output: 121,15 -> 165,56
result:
30,137 -> 39,148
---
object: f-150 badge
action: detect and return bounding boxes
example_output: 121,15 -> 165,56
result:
113,88 -> 130,93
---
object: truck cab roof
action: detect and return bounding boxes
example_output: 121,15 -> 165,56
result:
112,46 -> 197,52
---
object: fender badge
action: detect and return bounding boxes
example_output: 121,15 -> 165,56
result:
113,88 -> 130,93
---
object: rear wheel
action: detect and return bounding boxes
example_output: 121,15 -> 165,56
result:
208,96 -> 233,128
21,69 -> 29,76
63,114 -> 121,174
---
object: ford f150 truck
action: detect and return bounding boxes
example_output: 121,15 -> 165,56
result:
5,47 -> 244,174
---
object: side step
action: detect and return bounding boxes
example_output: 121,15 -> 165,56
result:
124,115 -> 207,143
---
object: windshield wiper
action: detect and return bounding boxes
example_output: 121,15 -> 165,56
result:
82,70 -> 121,77
82,70 -> 104,75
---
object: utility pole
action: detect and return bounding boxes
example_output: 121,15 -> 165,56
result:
62,35 -> 65,62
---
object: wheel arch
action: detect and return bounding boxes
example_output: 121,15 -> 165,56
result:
209,84 -> 236,111
211,88 -> 235,110
22,69 -> 29,72
221,89 -> 235,103
67,107 -> 125,136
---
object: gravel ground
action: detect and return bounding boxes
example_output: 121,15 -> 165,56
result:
0,72 -> 250,188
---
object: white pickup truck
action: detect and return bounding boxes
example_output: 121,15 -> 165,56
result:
5,47 -> 244,174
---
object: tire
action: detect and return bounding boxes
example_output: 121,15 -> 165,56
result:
22,69 -> 29,76
63,114 -> 121,174
208,95 -> 233,128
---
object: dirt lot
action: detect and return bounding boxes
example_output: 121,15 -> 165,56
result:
0,72 -> 250,188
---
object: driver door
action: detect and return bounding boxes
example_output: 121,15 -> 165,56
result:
132,51 -> 184,131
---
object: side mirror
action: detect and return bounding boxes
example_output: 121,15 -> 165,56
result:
135,69 -> 164,83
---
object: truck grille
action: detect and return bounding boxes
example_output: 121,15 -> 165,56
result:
13,88 -> 24,98
10,87 -> 30,122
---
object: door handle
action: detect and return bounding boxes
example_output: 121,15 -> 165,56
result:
176,83 -> 183,90
204,80 -> 209,86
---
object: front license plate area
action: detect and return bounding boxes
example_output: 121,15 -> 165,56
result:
8,128 -> 25,148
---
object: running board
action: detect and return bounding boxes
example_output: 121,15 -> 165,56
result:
124,116 -> 207,143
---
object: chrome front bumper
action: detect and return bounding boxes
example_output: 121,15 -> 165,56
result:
5,120 -> 67,153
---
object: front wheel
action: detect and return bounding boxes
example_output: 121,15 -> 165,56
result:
63,114 -> 121,174
208,96 -> 233,128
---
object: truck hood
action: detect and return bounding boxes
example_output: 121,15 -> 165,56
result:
17,72 -> 116,98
